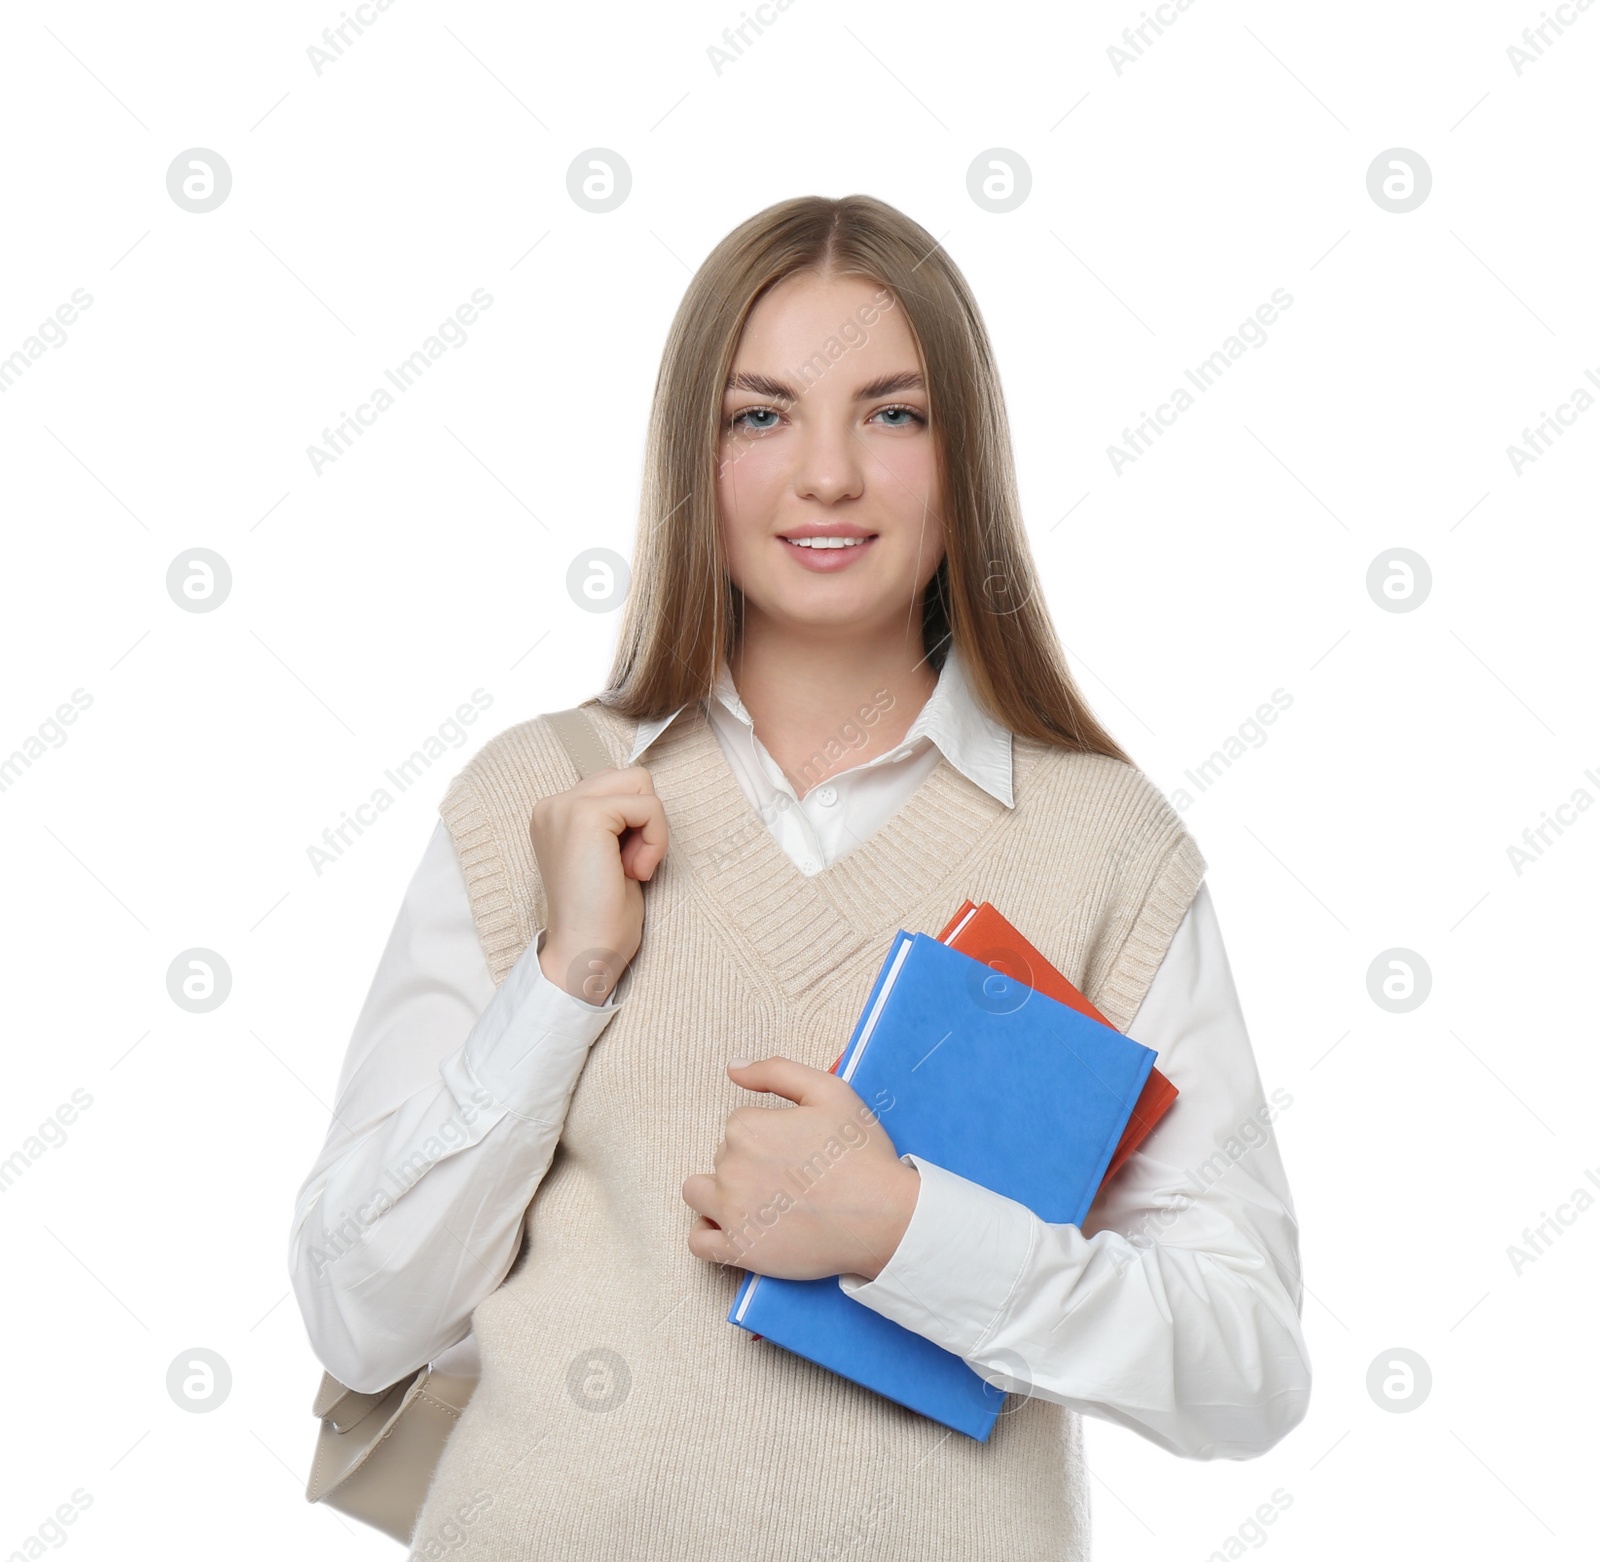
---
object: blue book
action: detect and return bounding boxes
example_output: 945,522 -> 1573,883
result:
727,929 -> 1157,1441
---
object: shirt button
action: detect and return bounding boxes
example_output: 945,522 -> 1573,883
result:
815,785 -> 837,806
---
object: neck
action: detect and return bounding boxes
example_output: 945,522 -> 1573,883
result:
727,615 -> 939,797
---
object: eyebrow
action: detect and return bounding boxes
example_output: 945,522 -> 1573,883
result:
724,370 -> 925,404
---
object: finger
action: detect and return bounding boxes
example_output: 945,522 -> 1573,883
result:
596,794 -> 668,878
680,1172 -> 721,1220
543,787 -> 666,881
532,766 -> 655,832
532,767 -> 658,835
566,764 -> 659,798
686,1219 -> 741,1267
724,1055 -> 837,1107
617,809 -> 668,880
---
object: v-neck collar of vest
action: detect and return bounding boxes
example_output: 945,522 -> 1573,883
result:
614,699 -> 1042,1001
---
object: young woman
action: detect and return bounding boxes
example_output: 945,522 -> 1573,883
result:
289,194 -> 1311,1560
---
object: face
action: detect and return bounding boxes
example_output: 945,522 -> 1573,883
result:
716,272 -> 945,643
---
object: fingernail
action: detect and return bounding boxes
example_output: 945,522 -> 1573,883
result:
727,1056 -> 752,1069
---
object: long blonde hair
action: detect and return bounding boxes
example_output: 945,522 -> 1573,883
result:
601,192 -> 1131,763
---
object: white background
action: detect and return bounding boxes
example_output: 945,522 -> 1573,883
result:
1,1 -> 1595,1557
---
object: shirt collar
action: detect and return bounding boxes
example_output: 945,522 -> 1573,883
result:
622,642 -> 1014,807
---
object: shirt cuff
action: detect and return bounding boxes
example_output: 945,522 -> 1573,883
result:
837,1154 -> 1038,1358
455,930 -> 620,1121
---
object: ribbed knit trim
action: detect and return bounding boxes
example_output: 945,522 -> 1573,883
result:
1092,827 -> 1207,1032
634,702 -> 1041,1004
436,703 -> 632,986
1000,743 -> 1208,1033
436,779 -> 527,985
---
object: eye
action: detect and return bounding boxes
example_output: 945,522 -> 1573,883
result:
870,404 -> 927,428
728,406 -> 782,432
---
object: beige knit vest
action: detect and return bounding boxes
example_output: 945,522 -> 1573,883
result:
412,698 -> 1205,1561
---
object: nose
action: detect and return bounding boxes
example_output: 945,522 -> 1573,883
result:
791,413 -> 865,506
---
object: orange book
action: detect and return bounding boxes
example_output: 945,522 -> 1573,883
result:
935,900 -> 1176,1183
829,900 -> 1177,1186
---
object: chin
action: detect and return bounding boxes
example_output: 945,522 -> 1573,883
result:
770,590 -> 902,634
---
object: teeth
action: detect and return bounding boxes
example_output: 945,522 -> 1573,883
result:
786,536 -> 868,548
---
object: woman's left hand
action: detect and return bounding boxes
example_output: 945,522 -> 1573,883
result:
683,1057 -> 919,1283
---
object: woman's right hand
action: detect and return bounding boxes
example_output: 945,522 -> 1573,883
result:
531,765 -> 668,1004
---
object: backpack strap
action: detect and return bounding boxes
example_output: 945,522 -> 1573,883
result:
544,705 -> 616,782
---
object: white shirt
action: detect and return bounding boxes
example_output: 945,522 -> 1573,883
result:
288,646 -> 1311,1458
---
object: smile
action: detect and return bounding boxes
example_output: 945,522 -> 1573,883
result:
776,532 -> 878,571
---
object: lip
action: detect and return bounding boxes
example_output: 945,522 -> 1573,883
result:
777,523 -> 877,540
774,528 -> 878,573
